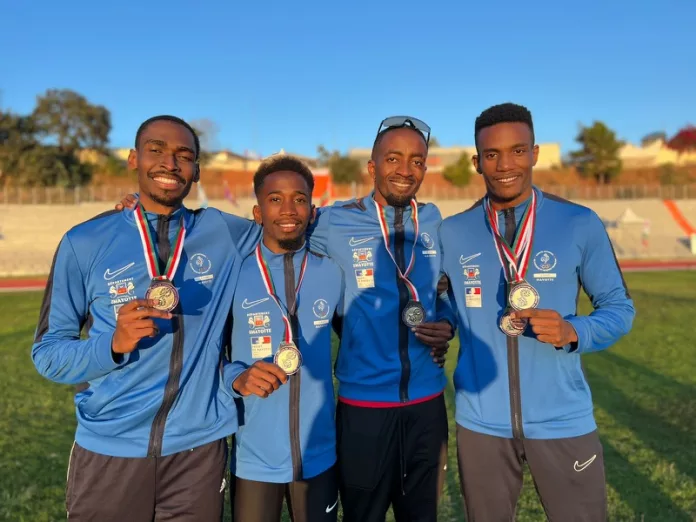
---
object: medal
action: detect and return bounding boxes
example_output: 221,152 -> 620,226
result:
484,191 -> 539,328
274,341 -> 303,375
134,204 -> 186,312
373,199 -> 426,328
499,309 -> 528,337
255,243 -> 309,376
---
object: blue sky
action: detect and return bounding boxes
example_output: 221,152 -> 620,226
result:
1,0 -> 694,158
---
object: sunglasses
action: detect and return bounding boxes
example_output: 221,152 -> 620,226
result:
376,116 -> 431,145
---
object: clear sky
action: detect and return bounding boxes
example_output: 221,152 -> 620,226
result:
1,0 -> 694,159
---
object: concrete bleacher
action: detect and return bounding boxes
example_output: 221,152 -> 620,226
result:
0,198 -> 694,276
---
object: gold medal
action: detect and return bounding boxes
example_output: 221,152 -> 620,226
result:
145,279 -> 179,312
274,342 -> 302,375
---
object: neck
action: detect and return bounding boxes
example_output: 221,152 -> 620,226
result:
262,234 -> 303,255
489,187 -> 533,211
139,193 -> 181,216
373,189 -> 390,207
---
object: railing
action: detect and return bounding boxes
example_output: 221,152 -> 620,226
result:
0,183 -> 695,205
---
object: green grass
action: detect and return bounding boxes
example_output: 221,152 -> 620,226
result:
1,271 -> 695,521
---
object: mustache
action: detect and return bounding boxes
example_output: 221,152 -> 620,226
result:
148,171 -> 185,184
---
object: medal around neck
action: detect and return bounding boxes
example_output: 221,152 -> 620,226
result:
499,310 -> 527,337
146,279 -> 179,312
508,281 -> 539,311
274,342 -> 303,375
134,204 -> 186,313
403,300 -> 426,328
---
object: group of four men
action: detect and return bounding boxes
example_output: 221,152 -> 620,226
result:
32,102 -> 635,521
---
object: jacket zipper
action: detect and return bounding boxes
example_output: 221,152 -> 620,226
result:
147,215 -> 185,457
394,207 -> 411,403
284,253 -> 303,480
503,208 -> 524,439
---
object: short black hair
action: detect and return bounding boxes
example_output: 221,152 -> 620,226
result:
135,115 -> 200,160
371,125 -> 428,159
253,154 -> 315,197
474,103 -> 535,148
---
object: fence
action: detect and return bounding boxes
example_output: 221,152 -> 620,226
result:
1,183 -> 696,205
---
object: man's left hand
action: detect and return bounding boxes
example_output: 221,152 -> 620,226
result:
511,309 -> 578,348
413,320 -> 454,367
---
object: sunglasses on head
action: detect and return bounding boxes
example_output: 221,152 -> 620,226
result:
376,116 -> 431,145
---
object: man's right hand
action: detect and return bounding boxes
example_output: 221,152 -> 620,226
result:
115,194 -> 139,211
232,361 -> 288,398
112,299 -> 172,354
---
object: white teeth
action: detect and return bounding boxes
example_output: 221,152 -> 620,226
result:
499,177 -> 517,183
154,177 -> 178,185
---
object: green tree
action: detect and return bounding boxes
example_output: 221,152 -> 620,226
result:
569,122 -> 623,184
15,146 -> 93,187
442,152 -> 473,186
316,145 -> 362,184
429,136 -> 440,147
0,112 -> 38,180
32,89 -> 111,153
190,118 -> 219,167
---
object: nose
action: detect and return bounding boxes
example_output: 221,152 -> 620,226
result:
496,152 -> 514,172
280,198 -> 297,215
159,153 -> 179,172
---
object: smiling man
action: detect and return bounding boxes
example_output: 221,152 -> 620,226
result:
32,115 -> 260,521
438,103 -> 635,521
224,155 -> 344,522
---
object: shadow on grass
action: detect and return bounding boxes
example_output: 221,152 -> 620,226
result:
586,354 -> 696,483
601,438 -> 693,522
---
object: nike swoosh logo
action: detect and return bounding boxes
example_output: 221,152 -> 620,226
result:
104,262 -> 135,280
326,498 -> 339,513
241,297 -> 270,309
349,236 -> 374,247
574,454 -> 597,472
459,253 -> 481,265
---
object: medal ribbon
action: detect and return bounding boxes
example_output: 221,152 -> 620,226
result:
373,199 -> 420,301
484,191 -> 536,283
134,204 -> 186,281
255,243 -> 309,343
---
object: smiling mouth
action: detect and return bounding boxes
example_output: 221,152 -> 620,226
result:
496,175 -> 521,185
277,222 -> 301,232
150,175 -> 183,189
388,179 -> 413,190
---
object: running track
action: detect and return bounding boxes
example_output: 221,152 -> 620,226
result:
1,259 -> 694,293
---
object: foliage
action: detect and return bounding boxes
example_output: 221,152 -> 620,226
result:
667,125 -> 696,154
658,163 -> 690,185
317,145 -> 362,184
32,89 -> 110,153
569,121 -> 624,184
428,136 -> 440,147
442,152 -> 473,186
190,118 -> 219,167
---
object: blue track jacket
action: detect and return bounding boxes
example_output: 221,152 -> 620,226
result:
224,243 -> 343,483
440,188 -> 635,439
309,192 -> 454,404
31,206 -> 260,458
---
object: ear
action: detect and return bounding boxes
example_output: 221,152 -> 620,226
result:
309,204 -> 317,225
252,204 -> 263,226
367,160 -> 376,181
532,144 -> 539,167
472,154 -> 482,174
193,164 -> 200,183
127,149 -> 138,171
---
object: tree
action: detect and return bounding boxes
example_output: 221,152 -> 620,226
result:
316,145 -> 362,184
442,152 -> 473,186
190,118 -> 219,167
15,146 -> 93,187
429,136 -> 440,148
0,112 -> 38,180
641,131 -> 667,147
32,89 -> 111,153
667,125 -> 696,154
569,122 -> 623,184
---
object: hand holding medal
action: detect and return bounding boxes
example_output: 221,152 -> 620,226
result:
112,298 -> 173,354
255,243 -> 308,376
232,361 -> 289,398
373,199 -> 426,328
510,309 -> 579,348
134,204 -> 185,312
485,192 -> 540,337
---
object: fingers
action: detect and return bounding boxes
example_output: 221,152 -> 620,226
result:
413,322 -> 452,334
118,300 -> 172,320
536,334 -> 564,346
511,308 -> 560,320
414,330 -> 451,346
253,361 -> 289,384
125,195 -> 138,208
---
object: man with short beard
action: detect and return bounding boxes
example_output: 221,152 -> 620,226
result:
224,155 -> 343,522
31,115 -> 260,521
308,117 -> 455,522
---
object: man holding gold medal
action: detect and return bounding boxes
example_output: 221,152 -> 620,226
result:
224,155 -> 343,521
32,115 -> 260,520
439,103 -> 635,521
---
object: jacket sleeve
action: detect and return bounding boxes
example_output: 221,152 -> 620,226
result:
435,225 -> 457,328
306,206 -> 331,256
220,212 -> 263,258
31,235 -> 127,385
564,212 -> 636,354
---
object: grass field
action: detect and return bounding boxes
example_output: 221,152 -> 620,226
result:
1,271 -> 695,521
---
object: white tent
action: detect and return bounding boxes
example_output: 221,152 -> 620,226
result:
616,207 -> 646,225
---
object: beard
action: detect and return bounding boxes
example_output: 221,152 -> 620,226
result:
383,192 -> 413,207
147,182 -> 193,209
277,235 -> 306,252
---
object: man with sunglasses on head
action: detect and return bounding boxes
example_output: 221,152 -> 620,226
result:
307,116 -> 455,522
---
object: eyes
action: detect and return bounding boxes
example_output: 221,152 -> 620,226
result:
484,148 -> 527,160
148,147 -> 194,163
268,196 -> 308,204
385,156 -> 425,168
